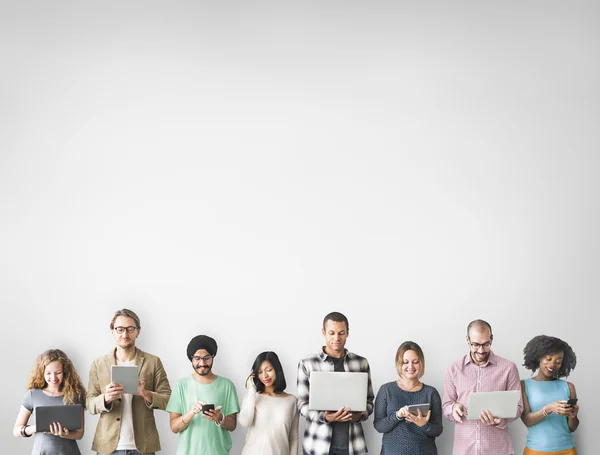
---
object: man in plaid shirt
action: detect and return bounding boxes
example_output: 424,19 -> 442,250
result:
297,312 -> 374,455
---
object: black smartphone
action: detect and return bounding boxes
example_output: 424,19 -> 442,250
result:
567,398 -> 578,406
201,404 -> 215,413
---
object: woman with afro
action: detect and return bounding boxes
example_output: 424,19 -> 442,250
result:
520,335 -> 579,455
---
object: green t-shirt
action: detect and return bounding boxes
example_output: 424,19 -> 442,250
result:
166,375 -> 240,455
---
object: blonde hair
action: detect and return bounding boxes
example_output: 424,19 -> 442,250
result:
26,349 -> 86,406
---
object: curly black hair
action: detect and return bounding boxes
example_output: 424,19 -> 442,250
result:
523,335 -> 577,378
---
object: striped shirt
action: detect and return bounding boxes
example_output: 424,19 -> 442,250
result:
442,351 -> 523,455
297,348 -> 374,455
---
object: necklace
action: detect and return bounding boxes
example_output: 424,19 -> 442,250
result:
398,379 -> 422,392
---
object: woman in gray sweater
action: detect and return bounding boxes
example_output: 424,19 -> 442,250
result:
374,341 -> 443,455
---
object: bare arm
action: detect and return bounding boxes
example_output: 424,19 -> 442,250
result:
169,400 -> 203,434
566,382 -> 579,433
170,410 -> 196,434
204,407 -> 237,432
220,413 -> 237,432
13,406 -> 34,437
520,379 -> 578,431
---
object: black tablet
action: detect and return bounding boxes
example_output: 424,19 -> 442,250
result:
35,404 -> 84,432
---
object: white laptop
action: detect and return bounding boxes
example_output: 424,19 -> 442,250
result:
309,372 -> 368,412
466,390 -> 520,420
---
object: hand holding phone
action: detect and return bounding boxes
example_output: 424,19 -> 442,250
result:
566,398 -> 578,406
201,404 -> 215,413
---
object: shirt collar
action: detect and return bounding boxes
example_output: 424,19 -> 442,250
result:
319,347 -> 349,362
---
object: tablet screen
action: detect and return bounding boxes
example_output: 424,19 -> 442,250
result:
111,365 -> 139,394
407,403 -> 430,416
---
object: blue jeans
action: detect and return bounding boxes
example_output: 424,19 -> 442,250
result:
98,451 -> 154,455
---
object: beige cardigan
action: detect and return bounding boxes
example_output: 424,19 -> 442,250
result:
86,348 -> 171,454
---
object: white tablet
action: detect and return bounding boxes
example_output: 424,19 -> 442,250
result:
407,403 -> 430,416
309,372 -> 368,412
466,390 -> 520,420
111,365 -> 139,394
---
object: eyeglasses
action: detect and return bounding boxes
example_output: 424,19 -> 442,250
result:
469,341 -> 492,349
113,326 -> 138,334
192,355 -> 213,363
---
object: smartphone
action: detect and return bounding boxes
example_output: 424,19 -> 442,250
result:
566,398 -> 578,406
201,404 -> 215,413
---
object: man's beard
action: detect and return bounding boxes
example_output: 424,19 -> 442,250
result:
471,351 -> 489,363
196,365 -> 212,376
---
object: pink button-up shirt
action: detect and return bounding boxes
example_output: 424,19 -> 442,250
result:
443,351 -> 523,455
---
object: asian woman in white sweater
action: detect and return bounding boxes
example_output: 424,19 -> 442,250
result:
239,351 -> 299,455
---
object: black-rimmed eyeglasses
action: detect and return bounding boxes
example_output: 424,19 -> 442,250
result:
113,326 -> 138,334
469,341 -> 492,349
192,355 -> 213,363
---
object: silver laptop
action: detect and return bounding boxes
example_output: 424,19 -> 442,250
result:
309,372 -> 368,412
467,390 -> 520,420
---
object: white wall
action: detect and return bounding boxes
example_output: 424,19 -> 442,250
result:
1,2 -> 597,454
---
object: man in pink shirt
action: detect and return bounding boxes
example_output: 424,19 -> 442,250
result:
443,319 -> 523,455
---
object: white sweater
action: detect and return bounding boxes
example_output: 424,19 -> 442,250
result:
239,388 -> 299,455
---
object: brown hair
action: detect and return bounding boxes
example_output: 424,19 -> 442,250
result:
395,341 -> 425,378
110,308 -> 141,330
26,349 -> 86,406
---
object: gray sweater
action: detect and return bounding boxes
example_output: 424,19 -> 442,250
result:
373,382 -> 443,455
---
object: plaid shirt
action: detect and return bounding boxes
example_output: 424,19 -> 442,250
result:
297,348 -> 374,455
442,351 -> 523,455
